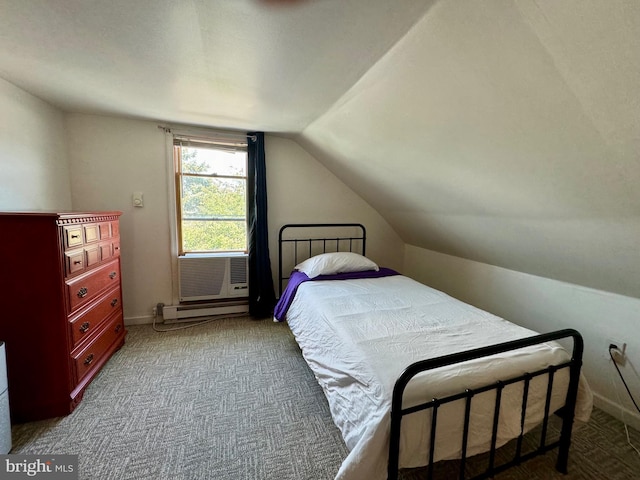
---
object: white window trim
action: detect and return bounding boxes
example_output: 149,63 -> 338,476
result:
162,125 -> 251,305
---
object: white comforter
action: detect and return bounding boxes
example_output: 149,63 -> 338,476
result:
283,275 -> 592,480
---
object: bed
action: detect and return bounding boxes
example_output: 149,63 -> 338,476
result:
274,223 -> 593,480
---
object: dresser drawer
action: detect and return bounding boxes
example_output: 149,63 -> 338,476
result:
69,286 -> 122,348
66,259 -> 121,312
65,245 -> 112,277
73,312 -> 124,383
64,250 -> 85,275
98,222 -> 112,240
99,242 -> 114,262
83,223 -> 99,244
85,245 -> 100,267
63,225 -> 84,249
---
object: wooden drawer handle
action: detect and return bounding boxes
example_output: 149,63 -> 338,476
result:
114,246 -> 120,251
115,324 -> 122,334
109,271 -> 117,279
79,321 -> 90,333
73,260 -> 82,265
77,287 -> 88,298
71,234 -> 80,239
111,298 -> 118,307
84,353 -> 94,366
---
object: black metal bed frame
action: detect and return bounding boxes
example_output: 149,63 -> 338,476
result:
278,223 -> 366,296
278,223 -> 584,480
388,329 -> 583,480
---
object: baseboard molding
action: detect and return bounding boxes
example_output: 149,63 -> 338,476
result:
124,311 -> 251,326
161,301 -> 248,323
593,392 -> 640,432
124,315 -> 155,326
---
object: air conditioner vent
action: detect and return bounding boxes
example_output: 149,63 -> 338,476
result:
178,255 -> 248,302
229,256 -> 248,285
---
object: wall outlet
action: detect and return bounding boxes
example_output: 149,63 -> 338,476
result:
607,338 -> 626,366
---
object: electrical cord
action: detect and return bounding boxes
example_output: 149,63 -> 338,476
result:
608,345 -> 640,414
608,344 -> 640,457
151,309 -> 247,332
152,310 -> 214,332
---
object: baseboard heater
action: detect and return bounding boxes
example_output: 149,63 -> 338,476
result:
160,300 -> 249,323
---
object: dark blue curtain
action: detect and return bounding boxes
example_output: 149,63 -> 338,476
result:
247,132 -> 276,318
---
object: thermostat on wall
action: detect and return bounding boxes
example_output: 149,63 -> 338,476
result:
132,192 -> 144,207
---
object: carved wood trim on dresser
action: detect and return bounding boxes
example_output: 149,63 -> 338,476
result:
0,211 -> 126,422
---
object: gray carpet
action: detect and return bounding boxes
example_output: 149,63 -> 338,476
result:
10,317 -> 640,479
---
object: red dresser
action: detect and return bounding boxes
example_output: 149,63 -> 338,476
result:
0,211 -> 126,422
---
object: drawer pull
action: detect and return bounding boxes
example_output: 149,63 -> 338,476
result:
114,246 -> 120,251
73,260 -> 82,265
79,322 -> 90,333
84,353 -> 94,366
115,324 -> 122,333
71,234 -> 80,239
109,271 -> 117,279
111,298 -> 118,307
77,287 -> 88,298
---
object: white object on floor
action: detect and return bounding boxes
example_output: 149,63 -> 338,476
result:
0,342 -> 11,453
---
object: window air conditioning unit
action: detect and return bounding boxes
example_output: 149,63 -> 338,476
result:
178,255 -> 248,302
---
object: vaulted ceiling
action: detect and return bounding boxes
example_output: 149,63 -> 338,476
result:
1,0 -> 638,298
0,0 -> 434,131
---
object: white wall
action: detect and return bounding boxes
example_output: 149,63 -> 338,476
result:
65,114 -> 173,324
0,77 -> 71,210
404,244 -> 640,430
3,78 -> 637,430
266,135 -> 404,293
300,0 -> 640,300
64,115 -> 403,323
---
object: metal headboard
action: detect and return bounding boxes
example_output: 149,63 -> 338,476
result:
278,223 -> 366,296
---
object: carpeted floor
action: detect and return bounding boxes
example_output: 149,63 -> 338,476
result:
10,317 -> 640,479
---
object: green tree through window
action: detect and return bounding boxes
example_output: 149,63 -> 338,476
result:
175,141 -> 247,254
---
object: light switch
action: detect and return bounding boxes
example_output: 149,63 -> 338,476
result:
132,192 -> 144,207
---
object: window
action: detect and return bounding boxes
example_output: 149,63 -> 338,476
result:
173,136 -> 248,255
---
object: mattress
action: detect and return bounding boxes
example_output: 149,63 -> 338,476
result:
280,274 -> 593,480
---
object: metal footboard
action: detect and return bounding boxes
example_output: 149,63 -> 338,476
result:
388,329 -> 584,480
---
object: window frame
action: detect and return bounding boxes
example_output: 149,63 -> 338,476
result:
173,136 -> 249,256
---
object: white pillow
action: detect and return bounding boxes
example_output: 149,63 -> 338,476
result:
295,252 -> 379,279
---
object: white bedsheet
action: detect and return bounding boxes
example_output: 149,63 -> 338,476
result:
283,275 -> 592,480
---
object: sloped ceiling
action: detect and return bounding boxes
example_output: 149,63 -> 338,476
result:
0,0 -> 638,298
0,0 -> 434,132
299,0 -> 640,299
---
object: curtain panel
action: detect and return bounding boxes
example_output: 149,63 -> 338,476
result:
247,132 -> 276,318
